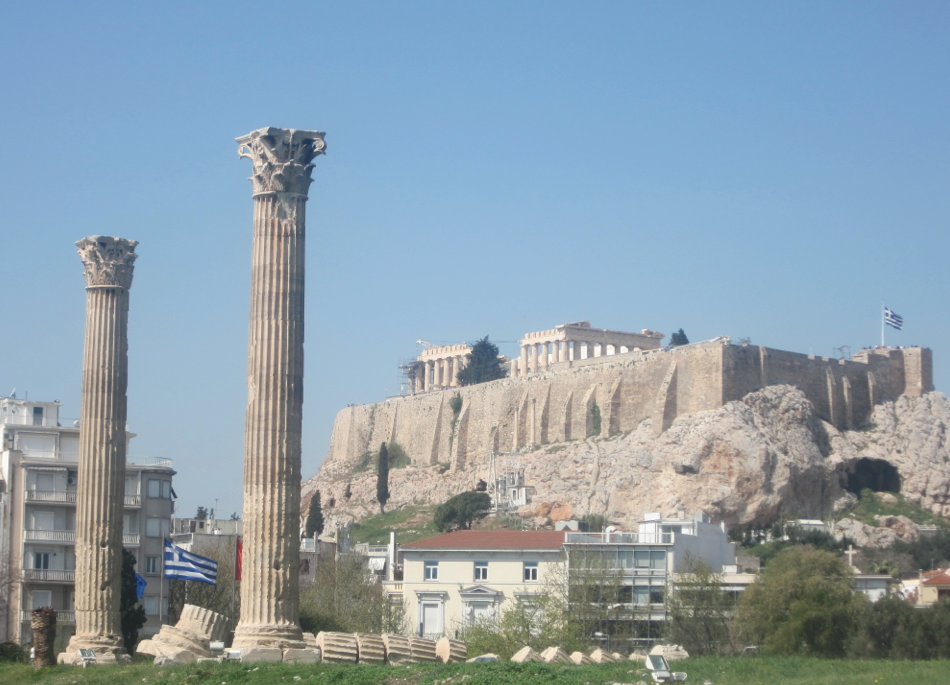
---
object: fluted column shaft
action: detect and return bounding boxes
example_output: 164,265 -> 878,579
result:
62,236 -> 137,663
234,127 -> 325,650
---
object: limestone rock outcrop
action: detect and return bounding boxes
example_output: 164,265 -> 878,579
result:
589,648 -> 616,663
835,515 -> 920,548
307,387 -> 950,531
570,651 -> 593,665
540,646 -> 572,663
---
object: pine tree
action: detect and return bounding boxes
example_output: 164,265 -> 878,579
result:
456,336 -> 507,386
377,443 -> 390,514
305,490 -> 324,538
670,329 -> 690,346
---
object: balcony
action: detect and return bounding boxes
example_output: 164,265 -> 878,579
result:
128,456 -> 173,469
564,532 -> 674,544
22,610 -> 74,623
26,490 -> 76,504
24,530 -> 75,543
125,494 -> 141,507
124,534 -> 140,546
21,569 -> 75,582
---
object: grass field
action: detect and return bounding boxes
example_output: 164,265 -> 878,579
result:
3,655 -> 948,685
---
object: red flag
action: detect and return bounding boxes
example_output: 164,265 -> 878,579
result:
235,539 -> 243,581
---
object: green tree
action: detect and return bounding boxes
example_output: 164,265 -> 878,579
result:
305,490 -> 324,538
670,329 -> 689,346
457,336 -> 507,386
299,554 -> 405,635
377,442 -> 390,514
736,546 -> 866,657
666,552 -> 737,656
120,549 -> 146,653
195,506 -> 208,520
434,491 -> 492,532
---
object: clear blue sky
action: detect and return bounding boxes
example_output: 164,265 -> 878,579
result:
2,2 -> 947,519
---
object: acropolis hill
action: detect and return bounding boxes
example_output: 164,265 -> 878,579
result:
306,322 -> 949,529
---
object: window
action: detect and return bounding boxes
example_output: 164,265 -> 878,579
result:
634,550 -> 650,569
146,518 -> 169,538
145,556 -> 159,575
651,551 -> 666,571
34,552 -> 51,570
147,479 -> 171,499
633,586 -> 650,605
523,562 -> 538,582
424,561 -> 439,581
35,473 -> 54,492
144,596 -> 158,615
474,562 -> 488,581
32,407 -> 43,426
31,591 -> 52,610
649,586 -> 664,604
300,559 -> 310,574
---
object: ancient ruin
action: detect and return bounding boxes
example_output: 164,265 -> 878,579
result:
231,128 -> 326,654
514,321 -> 664,376
411,344 -> 472,392
135,604 -> 228,664
59,237 -> 138,665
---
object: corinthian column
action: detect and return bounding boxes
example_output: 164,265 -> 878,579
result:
232,127 -> 326,651
60,237 -> 137,665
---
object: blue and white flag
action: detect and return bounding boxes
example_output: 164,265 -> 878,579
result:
884,307 -> 903,331
164,540 -> 218,585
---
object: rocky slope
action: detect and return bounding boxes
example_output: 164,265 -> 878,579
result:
303,386 -> 950,532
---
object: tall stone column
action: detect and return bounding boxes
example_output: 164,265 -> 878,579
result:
60,237 -> 137,665
531,344 -> 539,373
233,127 -> 326,651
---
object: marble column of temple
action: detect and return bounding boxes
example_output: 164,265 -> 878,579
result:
232,127 -> 326,651
60,237 -> 138,665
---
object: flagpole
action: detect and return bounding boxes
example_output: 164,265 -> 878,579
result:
159,539 -> 165,626
881,301 -> 885,347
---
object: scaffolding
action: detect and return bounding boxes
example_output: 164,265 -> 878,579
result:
485,451 -> 534,512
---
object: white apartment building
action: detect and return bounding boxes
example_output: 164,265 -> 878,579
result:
0,396 -> 175,645
388,512 -> 737,641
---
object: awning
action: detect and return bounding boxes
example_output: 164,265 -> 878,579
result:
368,557 -> 386,571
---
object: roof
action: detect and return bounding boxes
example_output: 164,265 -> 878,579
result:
401,530 -> 565,550
922,570 -> 950,586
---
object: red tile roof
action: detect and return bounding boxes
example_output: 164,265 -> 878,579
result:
401,530 -> 566,550
922,570 -> 950,586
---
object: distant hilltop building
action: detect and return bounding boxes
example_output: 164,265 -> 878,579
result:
325,322 -> 932,473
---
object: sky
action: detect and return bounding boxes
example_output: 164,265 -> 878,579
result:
1,2 -> 948,519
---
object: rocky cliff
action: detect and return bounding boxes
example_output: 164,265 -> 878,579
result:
304,386 -> 950,531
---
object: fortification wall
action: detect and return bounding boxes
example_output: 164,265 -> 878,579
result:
319,342 -> 933,474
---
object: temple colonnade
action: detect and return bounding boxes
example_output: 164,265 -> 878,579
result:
415,344 -> 471,392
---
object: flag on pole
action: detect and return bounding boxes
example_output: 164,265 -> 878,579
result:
884,307 -> 903,331
164,540 -> 218,585
235,539 -> 243,581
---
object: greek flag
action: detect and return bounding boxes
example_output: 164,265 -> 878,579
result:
164,540 -> 218,585
884,307 -> 903,331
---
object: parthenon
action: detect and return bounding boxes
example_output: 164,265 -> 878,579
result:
513,321 -> 664,376
412,344 -> 472,392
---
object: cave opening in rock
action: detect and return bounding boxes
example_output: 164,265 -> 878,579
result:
845,458 -> 901,495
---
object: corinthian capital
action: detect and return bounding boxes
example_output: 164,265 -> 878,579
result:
76,236 -> 138,290
236,127 -> 326,197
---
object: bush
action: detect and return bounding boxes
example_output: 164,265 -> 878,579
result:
434,491 -> 491,532
736,546 -> 866,657
0,642 -> 26,663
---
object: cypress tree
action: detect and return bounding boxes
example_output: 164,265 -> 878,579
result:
456,336 -> 506,386
305,490 -> 324,538
377,443 -> 390,514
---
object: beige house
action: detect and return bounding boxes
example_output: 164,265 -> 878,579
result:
918,569 -> 950,605
0,397 -> 175,645
393,530 -> 565,639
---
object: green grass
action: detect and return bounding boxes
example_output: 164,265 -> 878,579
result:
348,506 -> 440,546
5,655 -> 950,685
837,490 -> 950,529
